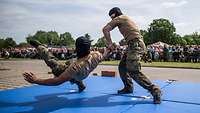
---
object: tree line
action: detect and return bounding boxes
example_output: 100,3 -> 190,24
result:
141,18 -> 200,45
0,18 -> 200,50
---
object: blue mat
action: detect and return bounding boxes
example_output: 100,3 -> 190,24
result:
0,76 -> 200,113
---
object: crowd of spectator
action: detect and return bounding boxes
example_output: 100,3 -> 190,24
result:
1,45 -> 200,63
145,45 -> 200,63
0,48 -> 37,59
0,47 -> 76,60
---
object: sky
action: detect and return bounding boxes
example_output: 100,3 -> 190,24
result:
0,0 -> 200,44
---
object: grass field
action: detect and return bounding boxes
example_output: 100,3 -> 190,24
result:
1,58 -> 200,69
100,60 -> 200,69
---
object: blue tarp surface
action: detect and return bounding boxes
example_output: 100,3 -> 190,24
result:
0,76 -> 199,113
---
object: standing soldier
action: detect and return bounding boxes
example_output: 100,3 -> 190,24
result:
102,7 -> 161,104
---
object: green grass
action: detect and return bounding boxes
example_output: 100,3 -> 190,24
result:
1,58 -> 200,69
100,60 -> 200,69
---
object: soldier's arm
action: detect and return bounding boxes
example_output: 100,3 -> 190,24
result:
23,72 -> 71,86
102,25 -> 113,47
103,17 -> 120,47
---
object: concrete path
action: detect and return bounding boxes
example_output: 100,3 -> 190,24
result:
0,60 -> 200,90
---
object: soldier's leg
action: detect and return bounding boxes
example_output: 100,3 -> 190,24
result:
127,60 -> 161,104
126,39 -> 161,104
117,54 -> 133,94
37,45 -> 64,76
29,40 -> 64,76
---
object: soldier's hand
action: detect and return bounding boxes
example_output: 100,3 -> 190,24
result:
107,43 -> 117,51
23,72 -> 38,84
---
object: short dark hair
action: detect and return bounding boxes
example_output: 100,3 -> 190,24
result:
109,7 -> 123,17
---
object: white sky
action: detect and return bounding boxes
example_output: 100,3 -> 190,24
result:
0,0 -> 200,44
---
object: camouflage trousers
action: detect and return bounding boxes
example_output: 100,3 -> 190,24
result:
37,45 -> 83,84
118,38 -> 160,94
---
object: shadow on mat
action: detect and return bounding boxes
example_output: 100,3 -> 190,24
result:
0,91 -> 152,113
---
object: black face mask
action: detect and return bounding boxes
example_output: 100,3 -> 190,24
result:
109,7 -> 123,18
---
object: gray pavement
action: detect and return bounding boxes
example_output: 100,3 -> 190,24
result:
0,60 -> 200,90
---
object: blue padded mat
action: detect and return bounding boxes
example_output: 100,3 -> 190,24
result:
0,76 -> 200,113
161,81 -> 200,105
125,101 -> 200,113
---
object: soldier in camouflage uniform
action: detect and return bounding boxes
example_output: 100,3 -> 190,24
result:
24,36 -> 114,92
103,7 -> 161,104
29,40 -> 86,92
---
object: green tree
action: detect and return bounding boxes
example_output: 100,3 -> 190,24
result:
60,32 -> 75,47
194,38 -> 200,45
140,30 -> 150,45
191,32 -> 200,45
0,38 -> 5,50
148,18 -> 176,44
170,33 -> 187,46
33,30 -> 48,44
180,38 -> 187,45
26,34 -> 33,43
26,30 -> 60,46
47,31 -> 59,46
183,35 -> 195,45
94,37 -> 107,47
4,37 -> 16,48
17,42 -> 30,48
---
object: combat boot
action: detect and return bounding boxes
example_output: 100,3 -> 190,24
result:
117,87 -> 133,94
78,82 -> 86,93
70,79 -> 86,93
151,87 -> 162,104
